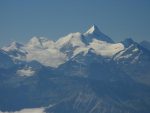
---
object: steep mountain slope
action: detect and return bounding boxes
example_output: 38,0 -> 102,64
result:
84,25 -> 114,43
113,38 -> 150,86
0,25 -> 150,113
140,40 -> 150,51
0,49 -> 14,69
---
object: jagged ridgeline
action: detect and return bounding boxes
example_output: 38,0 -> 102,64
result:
0,25 -> 150,113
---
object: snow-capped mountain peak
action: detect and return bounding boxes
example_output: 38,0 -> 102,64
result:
122,38 -> 135,47
26,37 -> 43,48
84,25 -> 114,43
1,25 -> 149,68
85,24 -> 101,34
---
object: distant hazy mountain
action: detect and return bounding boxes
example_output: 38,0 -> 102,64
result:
0,25 -> 150,113
140,40 -> 150,51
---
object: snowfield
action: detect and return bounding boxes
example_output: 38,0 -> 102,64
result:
0,108 -> 45,113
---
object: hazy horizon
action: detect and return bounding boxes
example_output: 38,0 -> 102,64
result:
0,0 -> 150,47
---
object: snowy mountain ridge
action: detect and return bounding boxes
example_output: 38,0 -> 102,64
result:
1,25 -> 150,113
1,25 -> 147,68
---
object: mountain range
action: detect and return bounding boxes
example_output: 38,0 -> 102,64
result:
0,25 -> 150,113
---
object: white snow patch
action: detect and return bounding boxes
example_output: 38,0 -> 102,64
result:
89,39 -> 124,57
25,47 -> 67,68
72,39 -> 124,57
117,54 -> 132,59
26,37 -> 55,49
132,48 -> 138,52
73,47 -> 90,57
84,25 -> 101,35
17,67 -> 35,77
113,50 -> 125,60
0,107 -> 45,113
56,32 -> 85,49
114,44 -> 135,60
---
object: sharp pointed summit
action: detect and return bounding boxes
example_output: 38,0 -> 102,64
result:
84,25 -> 114,43
85,24 -> 101,34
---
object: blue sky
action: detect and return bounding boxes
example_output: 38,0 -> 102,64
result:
0,0 -> 150,46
